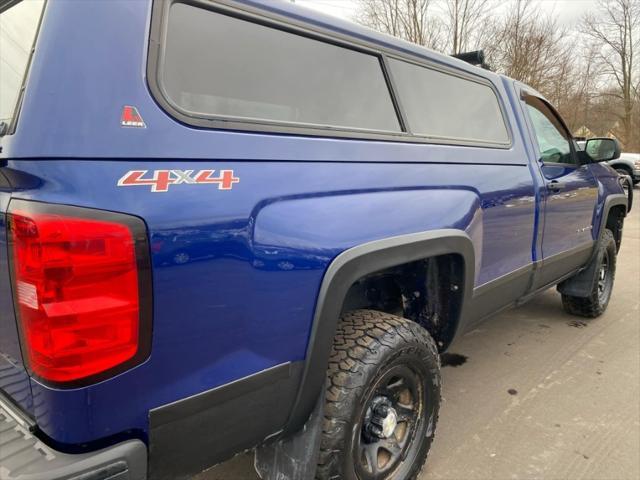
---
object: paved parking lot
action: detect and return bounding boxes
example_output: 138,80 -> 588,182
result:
202,186 -> 640,480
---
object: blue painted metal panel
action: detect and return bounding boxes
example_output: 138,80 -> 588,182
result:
588,162 -> 627,239
501,77 -> 546,264
3,158 -> 534,444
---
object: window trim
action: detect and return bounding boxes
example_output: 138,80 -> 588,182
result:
147,0 -> 513,149
0,0 -> 46,136
384,53 -> 512,145
149,0 -> 406,139
521,92 -> 579,167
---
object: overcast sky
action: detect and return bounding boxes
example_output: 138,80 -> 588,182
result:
295,0 -> 600,28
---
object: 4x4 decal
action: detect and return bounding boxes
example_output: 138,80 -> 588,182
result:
117,170 -> 239,193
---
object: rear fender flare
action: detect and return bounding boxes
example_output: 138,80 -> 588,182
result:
284,229 -> 475,433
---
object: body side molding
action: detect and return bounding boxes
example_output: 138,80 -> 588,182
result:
284,229 -> 475,433
149,362 -> 303,480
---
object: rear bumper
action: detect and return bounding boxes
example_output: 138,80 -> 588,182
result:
0,397 -> 146,480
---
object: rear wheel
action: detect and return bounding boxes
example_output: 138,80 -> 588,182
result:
562,229 -> 616,318
316,310 -> 440,480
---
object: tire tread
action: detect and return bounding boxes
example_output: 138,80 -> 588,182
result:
561,229 -> 616,318
316,310 -> 440,480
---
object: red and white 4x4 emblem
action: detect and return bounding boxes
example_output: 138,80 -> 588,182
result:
118,170 -> 239,192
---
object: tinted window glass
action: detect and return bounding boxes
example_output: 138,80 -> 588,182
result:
524,96 -> 574,164
162,3 -> 401,132
0,0 -> 44,126
389,58 -> 509,144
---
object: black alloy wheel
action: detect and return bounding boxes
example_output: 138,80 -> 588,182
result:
316,310 -> 441,480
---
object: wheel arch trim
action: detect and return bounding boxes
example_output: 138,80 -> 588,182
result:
597,193 -> 628,240
284,229 -> 475,434
569,192 -> 629,294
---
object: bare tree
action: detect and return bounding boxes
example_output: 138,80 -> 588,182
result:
357,0 -> 444,49
582,0 -> 639,149
484,0 -> 573,95
442,0 -> 493,54
560,42 -> 603,133
357,0 -> 404,38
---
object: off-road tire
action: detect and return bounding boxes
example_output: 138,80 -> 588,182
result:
316,310 -> 441,480
562,229 -> 617,318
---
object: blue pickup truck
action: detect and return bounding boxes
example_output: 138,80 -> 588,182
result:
0,1 -> 629,480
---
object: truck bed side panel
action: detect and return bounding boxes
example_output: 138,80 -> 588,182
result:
3,158 -> 535,446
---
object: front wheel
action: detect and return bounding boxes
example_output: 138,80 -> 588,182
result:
561,229 -> 617,318
316,310 -> 441,480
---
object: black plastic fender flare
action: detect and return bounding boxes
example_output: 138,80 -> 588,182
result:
619,176 -> 633,212
596,193 -> 628,243
283,229 -> 475,434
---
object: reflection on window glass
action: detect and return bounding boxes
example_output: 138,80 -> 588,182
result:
0,0 -> 45,124
162,3 -> 401,132
524,97 -> 573,164
388,58 -> 509,144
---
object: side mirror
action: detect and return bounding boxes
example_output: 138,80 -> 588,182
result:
585,137 -> 621,162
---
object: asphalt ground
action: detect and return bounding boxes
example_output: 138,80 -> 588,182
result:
200,185 -> 640,480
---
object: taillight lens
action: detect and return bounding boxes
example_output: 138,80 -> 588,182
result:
7,200 -> 151,386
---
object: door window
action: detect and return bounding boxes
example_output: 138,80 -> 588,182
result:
524,96 -> 575,165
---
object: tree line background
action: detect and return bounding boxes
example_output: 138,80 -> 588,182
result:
356,0 -> 639,151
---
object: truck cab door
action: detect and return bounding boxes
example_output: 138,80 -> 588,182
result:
521,93 -> 599,288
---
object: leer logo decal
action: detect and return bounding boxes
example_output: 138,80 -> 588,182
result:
118,170 -> 239,192
120,106 -> 146,128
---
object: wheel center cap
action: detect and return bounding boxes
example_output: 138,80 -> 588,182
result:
381,408 -> 398,438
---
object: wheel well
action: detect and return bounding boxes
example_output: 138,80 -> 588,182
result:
605,205 -> 626,252
340,254 -> 464,351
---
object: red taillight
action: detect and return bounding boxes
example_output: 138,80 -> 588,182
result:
7,200 -> 151,386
